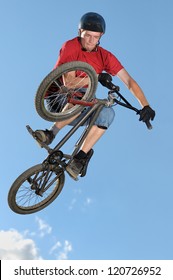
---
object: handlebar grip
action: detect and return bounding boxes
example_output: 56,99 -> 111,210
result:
137,110 -> 153,130
146,120 -> 153,130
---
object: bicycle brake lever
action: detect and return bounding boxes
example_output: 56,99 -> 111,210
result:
105,81 -> 120,91
99,76 -> 120,91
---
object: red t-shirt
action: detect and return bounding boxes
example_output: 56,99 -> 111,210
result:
54,37 -> 123,75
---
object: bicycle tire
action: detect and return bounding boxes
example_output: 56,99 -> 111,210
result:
35,61 -> 98,122
8,164 -> 65,214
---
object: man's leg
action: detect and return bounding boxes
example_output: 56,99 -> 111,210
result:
66,106 -> 115,179
81,125 -> 106,153
66,125 -> 106,179
35,114 -> 79,145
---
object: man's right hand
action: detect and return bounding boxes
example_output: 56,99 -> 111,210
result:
98,73 -> 112,87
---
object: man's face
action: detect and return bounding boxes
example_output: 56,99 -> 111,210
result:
80,30 -> 102,51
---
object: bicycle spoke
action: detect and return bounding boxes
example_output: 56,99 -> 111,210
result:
35,61 -> 97,122
8,164 -> 64,213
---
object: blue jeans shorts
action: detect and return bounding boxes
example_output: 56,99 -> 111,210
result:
47,87 -> 115,129
69,106 -> 115,129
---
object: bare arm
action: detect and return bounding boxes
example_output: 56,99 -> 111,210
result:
117,68 -> 149,108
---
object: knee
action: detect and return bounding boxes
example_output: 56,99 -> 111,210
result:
95,107 -> 115,128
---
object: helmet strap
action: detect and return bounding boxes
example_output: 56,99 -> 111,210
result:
78,29 -> 81,36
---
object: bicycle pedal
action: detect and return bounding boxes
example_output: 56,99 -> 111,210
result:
26,125 -> 52,152
35,138 -> 44,148
26,125 -> 43,146
67,173 -> 79,181
66,169 -> 79,181
34,136 -> 50,150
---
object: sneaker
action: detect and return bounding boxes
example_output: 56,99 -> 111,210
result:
66,149 -> 94,180
80,149 -> 94,177
66,158 -> 84,180
34,129 -> 55,145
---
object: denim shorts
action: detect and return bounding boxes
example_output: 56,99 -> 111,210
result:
69,105 -> 115,129
47,87 -> 115,129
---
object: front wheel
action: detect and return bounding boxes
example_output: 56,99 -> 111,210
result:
35,61 -> 98,122
8,164 -> 65,214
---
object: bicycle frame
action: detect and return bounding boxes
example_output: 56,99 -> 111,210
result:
34,85 -> 151,166
9,85 -> 153,214
27,84 -> 152,174
52,100 -> 105,159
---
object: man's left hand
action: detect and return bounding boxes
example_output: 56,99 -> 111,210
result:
139,105 -> 155,123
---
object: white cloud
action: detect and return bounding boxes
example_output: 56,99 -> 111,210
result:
0,229 -> 42,260
68,198 -> 77,210
49,241 -> 61,254
68,193 -> 94,211
84,197 -> 93,205
0,217 -> 73,260
50,240 -> 72,260
35,216 -> 52,237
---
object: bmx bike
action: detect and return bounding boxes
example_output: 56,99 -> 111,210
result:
8,61 -> 152,214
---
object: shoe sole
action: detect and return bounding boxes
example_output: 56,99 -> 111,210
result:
35,131 -> 54,145
35,131 -> 47,143
66,166 -> 79,181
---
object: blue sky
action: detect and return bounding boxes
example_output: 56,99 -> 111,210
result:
1,0 -> 173,260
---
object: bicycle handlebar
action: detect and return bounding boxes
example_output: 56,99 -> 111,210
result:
107,85 -> 153,130
145,120 -> 153,130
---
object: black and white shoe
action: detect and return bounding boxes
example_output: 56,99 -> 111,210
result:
66,149 -> 94,180
34,129 -> 55,145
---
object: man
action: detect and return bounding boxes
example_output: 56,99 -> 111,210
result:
35,12 -> 155,180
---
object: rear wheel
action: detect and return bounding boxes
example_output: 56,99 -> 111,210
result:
8,164 -> 65,214
35,61 -> 98,122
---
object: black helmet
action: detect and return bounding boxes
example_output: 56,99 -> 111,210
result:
78,12 -> 106,33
